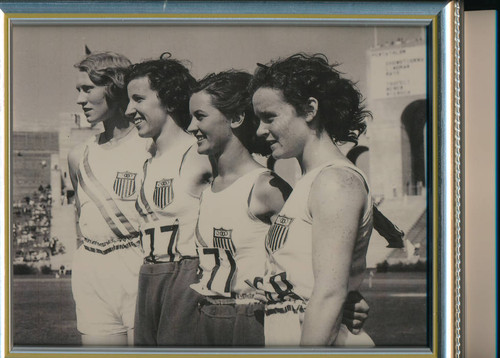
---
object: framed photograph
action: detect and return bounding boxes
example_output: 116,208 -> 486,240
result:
0,1 -> 463,357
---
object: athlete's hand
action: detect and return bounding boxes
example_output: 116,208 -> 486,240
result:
342,290 -> 369,334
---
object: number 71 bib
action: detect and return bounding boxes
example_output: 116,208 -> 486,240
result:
191,247 -> 236,297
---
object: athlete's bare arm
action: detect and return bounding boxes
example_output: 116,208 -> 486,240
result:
248,171 -> 292,225
301,166 -> 367,346
67,143 -> 85,217
180,145 -> 213,198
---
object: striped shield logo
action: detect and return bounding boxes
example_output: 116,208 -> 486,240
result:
266,215 -> 294,252
153,178 -> 174,209
213,228 -> 236,255
113,171 -> 137,199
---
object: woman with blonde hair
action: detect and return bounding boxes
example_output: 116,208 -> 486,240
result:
69,51 -> 152,345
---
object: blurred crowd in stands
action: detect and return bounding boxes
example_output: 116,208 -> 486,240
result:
12,184 -> 65,265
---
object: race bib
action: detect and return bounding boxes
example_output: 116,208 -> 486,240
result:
191,247 -> 236,297
140,218 -> 179,262
264,271 -> 303,303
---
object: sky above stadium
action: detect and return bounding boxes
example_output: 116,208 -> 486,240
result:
11,24 -> 422,132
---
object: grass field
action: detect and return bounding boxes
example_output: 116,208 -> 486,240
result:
11,271 -> 427,347
360,272 -> 428,347
12,277 -> 80,346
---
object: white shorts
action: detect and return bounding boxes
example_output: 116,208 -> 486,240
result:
71,243 -> 143,336
264,301 -> 374,347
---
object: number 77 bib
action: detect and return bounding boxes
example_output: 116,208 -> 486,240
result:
140,219 -> 180,263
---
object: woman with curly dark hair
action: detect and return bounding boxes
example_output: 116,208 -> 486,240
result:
124,54 -> 212,346
251,53 -> 374,346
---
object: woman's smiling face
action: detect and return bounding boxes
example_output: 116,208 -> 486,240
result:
188,90 -> 233,156
125,76 -> 169,139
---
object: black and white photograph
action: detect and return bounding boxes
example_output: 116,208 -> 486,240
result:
1,1 -> 462,356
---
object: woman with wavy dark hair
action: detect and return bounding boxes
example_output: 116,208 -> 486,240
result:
251,53 -> 374,346
124,54 -> 212,346
69,51 -> 152,345
187,70 -> 290,345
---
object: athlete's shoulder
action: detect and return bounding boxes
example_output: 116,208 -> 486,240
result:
126,130 -> 155,156
309,165 -> 367,217
315,164 -> 367,195
253,170 -> 292,202
250,170 -> 292,224
68,142 -> 86,172
182,143 -> 212,180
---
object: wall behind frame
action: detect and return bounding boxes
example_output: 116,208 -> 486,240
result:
464,10 -> 497,358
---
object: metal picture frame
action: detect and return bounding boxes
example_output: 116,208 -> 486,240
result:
0,1 -> 463,357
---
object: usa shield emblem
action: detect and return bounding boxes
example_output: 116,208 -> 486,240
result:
153,178 -> 174,209
113,171 -> 137,198
266,215 -> 294,252
213,228 -> 236,255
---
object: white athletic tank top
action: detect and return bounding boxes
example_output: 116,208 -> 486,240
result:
76,129 -> 151,252
262,161 -> 373,303
191,168 -> 270,298
135,138 -> 200,262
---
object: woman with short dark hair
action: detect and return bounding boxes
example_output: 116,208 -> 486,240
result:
125,54 -> 212,346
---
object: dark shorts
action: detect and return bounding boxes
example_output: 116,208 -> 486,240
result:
197,297 -> 264,346
134,258 -> 202,346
